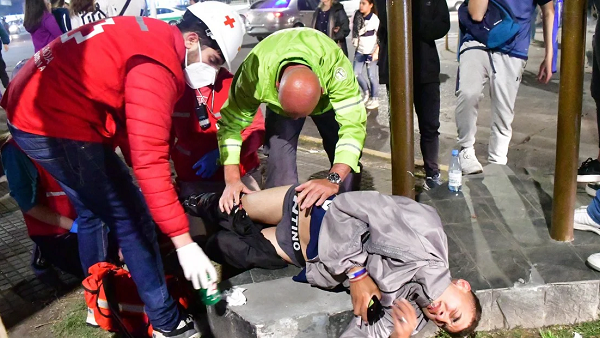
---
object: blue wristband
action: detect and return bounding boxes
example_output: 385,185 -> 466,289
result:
347,267 -> 367,280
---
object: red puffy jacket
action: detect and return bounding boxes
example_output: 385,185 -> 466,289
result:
2,17 -> 189,237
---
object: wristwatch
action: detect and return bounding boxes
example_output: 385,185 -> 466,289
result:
327,172 -> 342,185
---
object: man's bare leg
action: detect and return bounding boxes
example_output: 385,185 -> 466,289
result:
241,185 -> 292,225
261,227 -> 293,264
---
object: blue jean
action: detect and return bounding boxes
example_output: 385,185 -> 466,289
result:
9,125 -> 180,331
353,52 -> 378,98
589,190 -> 600,224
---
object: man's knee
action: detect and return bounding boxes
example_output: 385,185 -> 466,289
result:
456,84 -> 482,109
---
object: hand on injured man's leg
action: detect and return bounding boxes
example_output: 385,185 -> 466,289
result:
295,179 -> 339,210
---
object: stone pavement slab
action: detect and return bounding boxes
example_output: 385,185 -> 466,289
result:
209,150 -> 600,337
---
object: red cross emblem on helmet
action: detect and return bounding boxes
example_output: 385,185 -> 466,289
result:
224,16 -> 235,28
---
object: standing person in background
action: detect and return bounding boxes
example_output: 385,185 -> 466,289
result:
51,0 -> 71,33
311,0 -> 350,57
374,0 -> 449,190
454,0 -> 554,175
412,0 -> 450,189
24,0 -> 63,52
0,22 -> 9,89
352,0 -> 380,110
69,0 -> 146,29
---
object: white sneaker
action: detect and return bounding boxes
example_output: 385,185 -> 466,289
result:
574,206 -> 600,236
587,253 -> 600,272
459,148 -> 483,175
365,98 -> 379,109
86,307 -> 99,327
361,92 -> 370,104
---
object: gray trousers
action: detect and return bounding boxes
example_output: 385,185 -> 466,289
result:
455,40 -> 527,165
263,108 -> 361,191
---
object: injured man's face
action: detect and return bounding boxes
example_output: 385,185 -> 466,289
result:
421,279 -> 481,336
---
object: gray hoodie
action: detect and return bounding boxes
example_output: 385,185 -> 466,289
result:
305,191 -> 451,337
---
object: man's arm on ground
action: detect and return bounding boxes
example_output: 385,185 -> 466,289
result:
468,0 -> 489,21
538,1 -> 554,83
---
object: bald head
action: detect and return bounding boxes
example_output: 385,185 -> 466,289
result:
278,65 -> 322,119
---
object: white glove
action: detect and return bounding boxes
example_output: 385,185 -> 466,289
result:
176,242 -> 218,290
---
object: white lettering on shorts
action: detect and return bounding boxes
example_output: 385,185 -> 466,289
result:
291,194 -> 300,251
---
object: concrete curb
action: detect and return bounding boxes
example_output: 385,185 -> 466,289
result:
298,135 -> 450,172
208,279 -> 600,337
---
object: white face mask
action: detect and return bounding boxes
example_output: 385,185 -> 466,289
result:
184,42 -> 218,89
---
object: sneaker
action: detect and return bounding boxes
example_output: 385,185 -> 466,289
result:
574,206 -> 600,236
361,92 -> 370,104
586,183 -> 600,197
152,315 -> 199,338
365,98 -> 379,109
577,158 -> 600,182
86,307 -> 99,328
459,147 -> 483,175
587,253 -> 600,272
423,173 -> 442,191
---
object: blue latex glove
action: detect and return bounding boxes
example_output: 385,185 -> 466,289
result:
70,218 -> 79,233
192,149 -> 221,179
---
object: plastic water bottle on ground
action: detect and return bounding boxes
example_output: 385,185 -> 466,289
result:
449,149 -> 462,192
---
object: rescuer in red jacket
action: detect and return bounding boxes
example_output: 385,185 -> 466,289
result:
172,67 -> 265,199
1,2 -> 245,337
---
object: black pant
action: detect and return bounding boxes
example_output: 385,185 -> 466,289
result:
31,233 -> 84,278
414,82 -> 441,177
263,108 -> 361,191
0,51 -> 8,88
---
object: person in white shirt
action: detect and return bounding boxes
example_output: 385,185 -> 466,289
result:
352,0 -> 379,109
69,0 -> 146,29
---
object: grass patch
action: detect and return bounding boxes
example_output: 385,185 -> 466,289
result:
52,300 -> 114,338
435,320 -> 600,337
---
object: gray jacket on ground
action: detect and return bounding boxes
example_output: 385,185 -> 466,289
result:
305,192 -> 451,337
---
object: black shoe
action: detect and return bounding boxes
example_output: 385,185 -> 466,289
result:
578,158 -> 600,183
423,173 -> 443,191
183,192 -> 220,223
152,315 -> 199,338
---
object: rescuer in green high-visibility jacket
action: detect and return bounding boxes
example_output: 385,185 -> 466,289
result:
217,28 -> 367,215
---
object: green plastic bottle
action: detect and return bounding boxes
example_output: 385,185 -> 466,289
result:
199,282 -> 221,306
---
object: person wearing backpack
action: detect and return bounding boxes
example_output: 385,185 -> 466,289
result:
455,0 -> 554,175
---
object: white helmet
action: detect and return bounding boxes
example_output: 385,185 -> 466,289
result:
187,1 -> 245,70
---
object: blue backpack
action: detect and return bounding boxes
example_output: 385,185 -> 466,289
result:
458,0 -> 520,49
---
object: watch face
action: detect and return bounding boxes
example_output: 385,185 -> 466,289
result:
328,172 -> 341,184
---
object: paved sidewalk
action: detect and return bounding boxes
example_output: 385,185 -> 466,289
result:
211,146 -> 600,337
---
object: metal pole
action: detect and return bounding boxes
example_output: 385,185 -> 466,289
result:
388,0 -> 414,198
550,0 -> 587,241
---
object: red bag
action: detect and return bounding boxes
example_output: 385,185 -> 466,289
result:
82,262 -> 191,337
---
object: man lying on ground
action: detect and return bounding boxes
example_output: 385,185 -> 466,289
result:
184,186 -> 482,337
